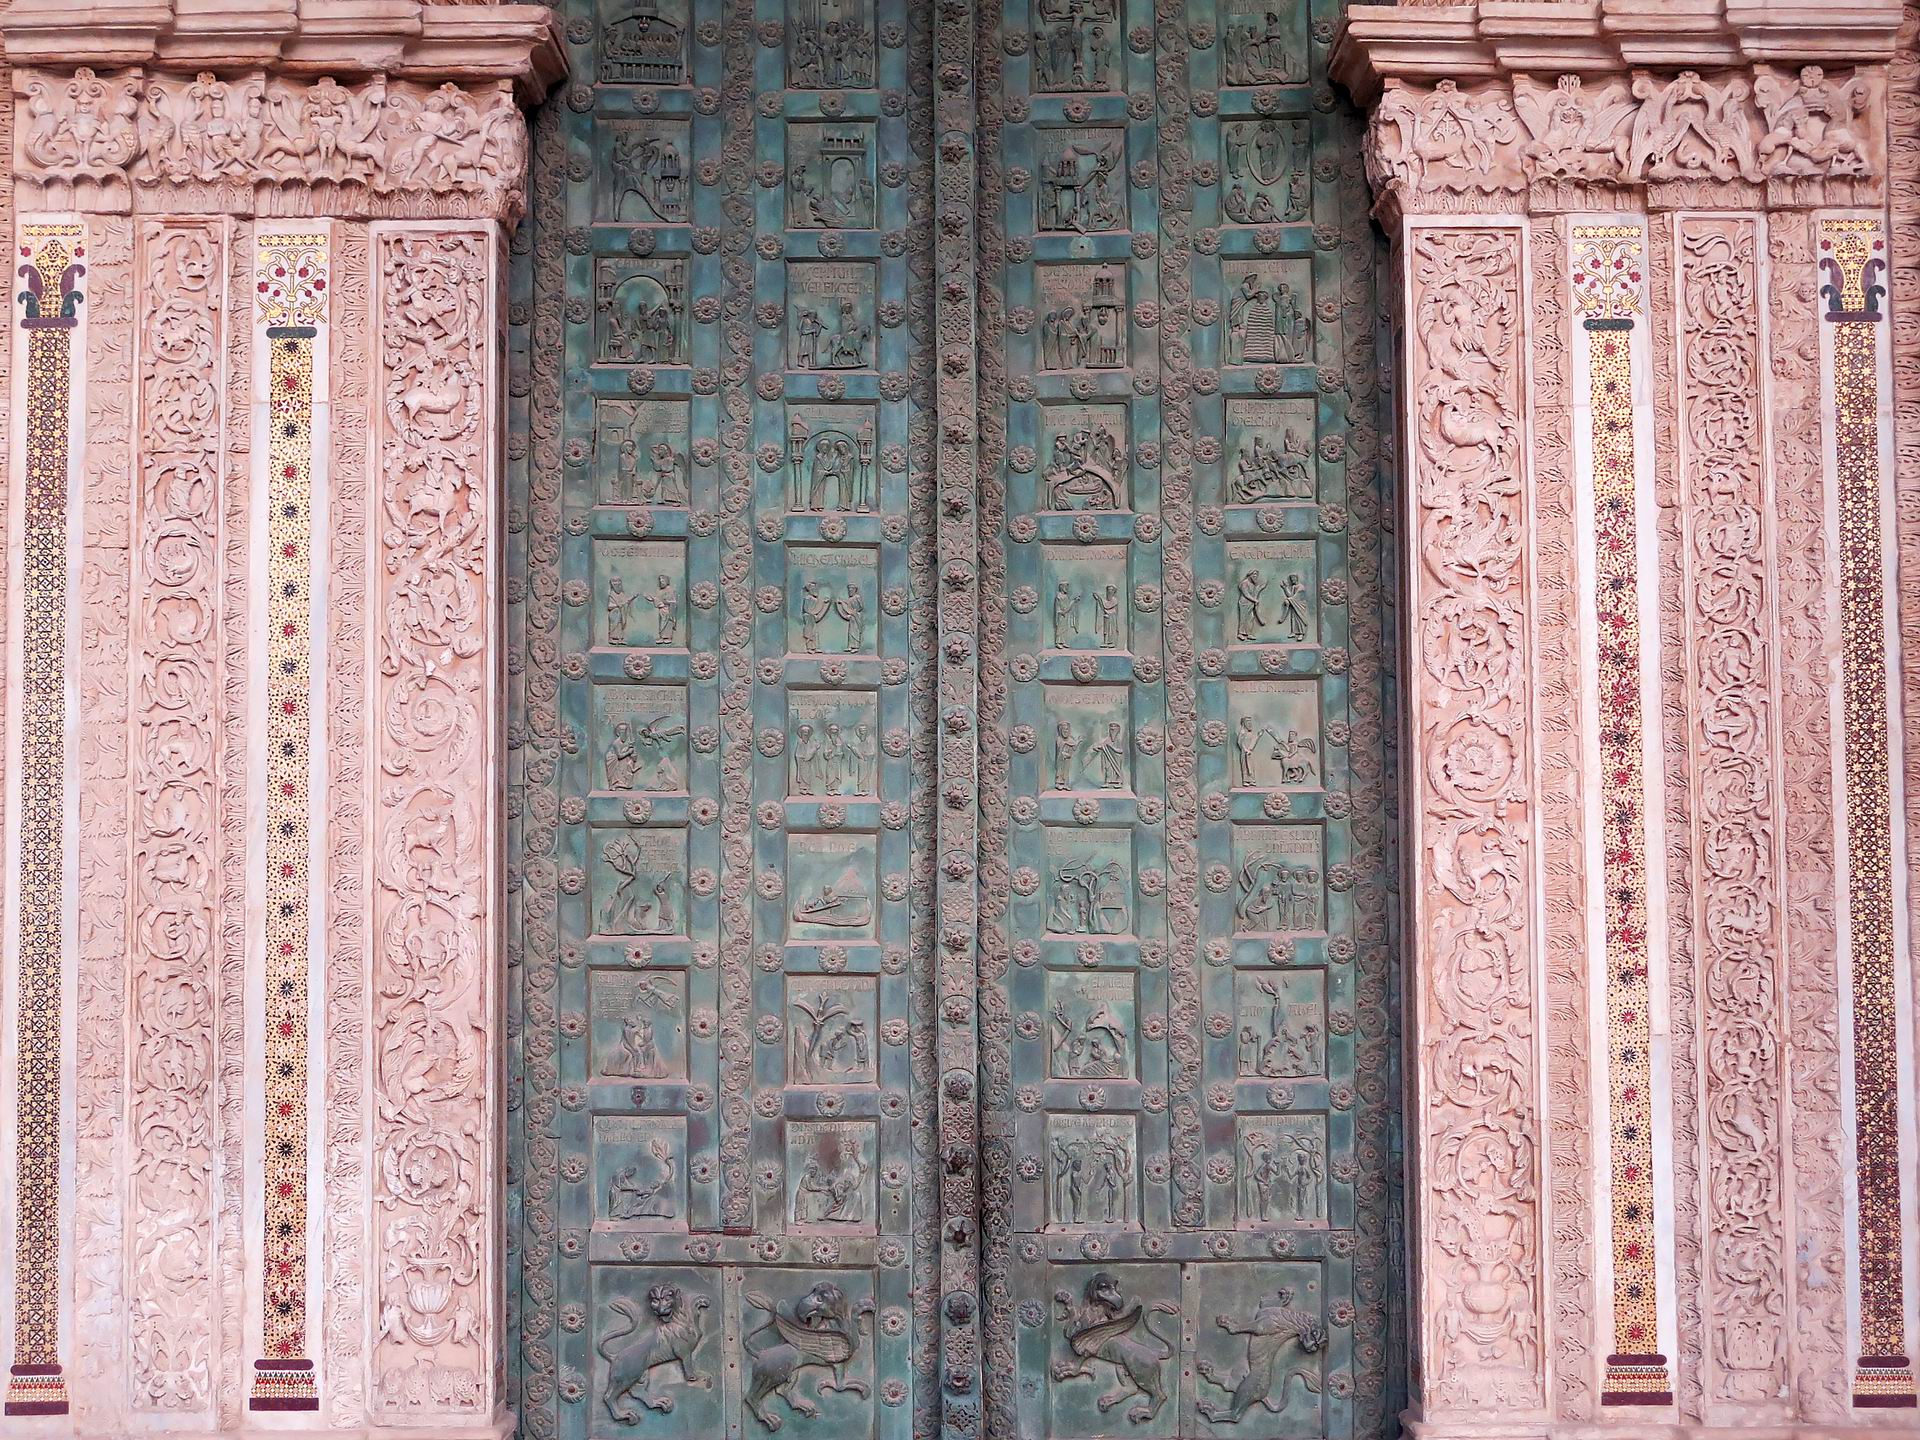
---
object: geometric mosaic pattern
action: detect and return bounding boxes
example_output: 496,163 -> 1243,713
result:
251,229 -> 327,1412
5,219 -> 84,1419
1819,213 -> 1917,1411
1571,223 -> 1671,1409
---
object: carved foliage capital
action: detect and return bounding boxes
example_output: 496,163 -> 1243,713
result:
1364,64 -> 1885,221
14,67 -> 530,222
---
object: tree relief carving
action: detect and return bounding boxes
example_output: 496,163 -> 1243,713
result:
371,227 -> 497,1415
1407,226 -> 1544,1409
14,67 -> 529,217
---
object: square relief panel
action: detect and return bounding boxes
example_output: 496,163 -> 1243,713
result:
598,118 -> 690,223
1220,0 -> 1307,86
1045,1114 -> 1139,1228
1193,1261 -> 1329,1428
1225,397 -> 1316,504
787,831 -> 878,941
595,539 -> 687,649
786,975 -> 878,1085
787,262 -> 877,371
1222,258 -> 1312,366
590,969 -> 689,1080
1034,128 -> 1128,233
1227,678 -> 1320,790
1221,117 -> 1310,225
1039,402 -> 1129,512
595,257 -> 689,365
1045,970 -> 1135,1080
787,1119 -> 879,1231
787,403 -> 879,513
786,0 -> 876,89
593,1115 -> 689,1226
589,1266 -> 722,1438
1044,682 -> 1131,793
1042,542 -> 1129,652
787,544 -> 879,655
1030,0 -> 1121,93
596,0 -> 688,84
1226,540 -> 1317,647
788,123 -> 879,229
593,684 -> 688,793
1044,826 -> 1133,936
788,689 -> 881,797
595,398 -> 690,506
1232,968 -> 1326,1079
1231,823 -> 1324,935
590,826 -> 688,937
1035,263 -> 1128,370
1234,1116 -> 1330,1228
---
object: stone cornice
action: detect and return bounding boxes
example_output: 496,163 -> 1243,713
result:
0,0 -> 566,103
1333,0 -> 1903,103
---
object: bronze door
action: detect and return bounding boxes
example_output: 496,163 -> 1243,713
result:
507,0 -> 1400,1436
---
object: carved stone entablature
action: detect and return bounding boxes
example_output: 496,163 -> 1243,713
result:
0,0 -> 563,220
1359,65 -> 1885,220
1332,0 -> 1901,221
14,67 -> 535,220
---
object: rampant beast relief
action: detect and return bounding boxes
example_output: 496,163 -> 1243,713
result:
598,1284 -> 714,1420
743,1283 -> 875,1433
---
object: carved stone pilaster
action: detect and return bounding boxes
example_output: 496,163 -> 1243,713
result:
1342,2 -> 1915,1435
0,5 -> 554,1432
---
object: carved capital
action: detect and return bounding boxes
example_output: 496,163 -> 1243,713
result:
13,66 -> 540,221
1335,1 -> 1898,222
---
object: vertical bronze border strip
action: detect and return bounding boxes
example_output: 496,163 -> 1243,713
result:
5,218 -> 83,1419
1573,223 -> 1671,1407
1819,214 -> 1917,1410
932,0 -> 982,1434
250,229 -> 328,1411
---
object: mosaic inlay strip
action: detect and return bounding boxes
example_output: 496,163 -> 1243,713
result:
1819,214 -> 1916,1410
1573,224 -> 1670,1407
251,230 -> 326,1412
5,220 -> 83,1419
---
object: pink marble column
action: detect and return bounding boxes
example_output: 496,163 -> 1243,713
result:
0,6 -> 559,1432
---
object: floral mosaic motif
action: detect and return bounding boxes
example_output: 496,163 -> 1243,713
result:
5,220 -> 84,1420
1571,224 -> 1669,1407
251,230 -> 328,1411
1819,215 -> 1916,1410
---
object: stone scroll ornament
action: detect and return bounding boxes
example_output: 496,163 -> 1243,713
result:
371,228 -> 492,1415
5,220 -> 84,1418
1818,215 -> 1917,1409
1570,225 -> 1670,1408
1407,225 -> 1544,1408
129,218 -> 225,1412
251,228 -> 329,1411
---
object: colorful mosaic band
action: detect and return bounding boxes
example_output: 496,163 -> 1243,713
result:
251,230 -> 326,1412
1572,224 -> 1672,1408
1819,215 -> 1917,1410
5,221 -> 84,1418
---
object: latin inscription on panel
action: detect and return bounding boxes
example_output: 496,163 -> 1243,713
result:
1046,972 -> 1135,1079
787,976 -> 877,1084
788,545 -> 878,654
594,1116 -> 689,1224
1226,397 -> 1316,503
788,832 -> 878,940
1227,540 -> 1317,646
1232,824 -> 1324,935
788,262 -> 877,371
